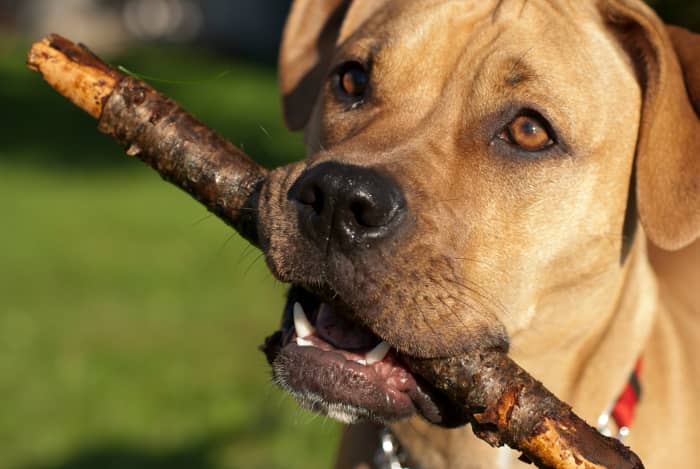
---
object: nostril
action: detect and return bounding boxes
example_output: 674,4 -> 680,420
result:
350,197 -> 387,227
349,199 -> 370,227
311,186 -> 324,215
295,182 -> 325,215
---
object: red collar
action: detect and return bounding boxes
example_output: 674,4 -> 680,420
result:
611,357 -> 643,429
598,357 -> 643,439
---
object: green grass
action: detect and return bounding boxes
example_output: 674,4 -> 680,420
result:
1,35 -> 339,469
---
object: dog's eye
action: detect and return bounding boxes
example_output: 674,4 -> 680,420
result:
499,113 -> 555,152
336,62 -> 369,99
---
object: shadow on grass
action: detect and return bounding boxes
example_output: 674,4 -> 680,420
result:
23,440 -> 220,469
22,412 -> 285,469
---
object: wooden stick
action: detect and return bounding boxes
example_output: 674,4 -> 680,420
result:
28,34 -> 644,469
404,353 -> 644,469
28,34 -> 266,243
27,35 -> 120,119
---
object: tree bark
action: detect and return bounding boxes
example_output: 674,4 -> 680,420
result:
27,34 -> 644,469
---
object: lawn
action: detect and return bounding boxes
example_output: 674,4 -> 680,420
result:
1,35 -> 340,469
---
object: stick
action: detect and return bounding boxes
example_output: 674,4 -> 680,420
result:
404,353 -> 644,469
27,34 -> 644,469
27,34 -> 266,243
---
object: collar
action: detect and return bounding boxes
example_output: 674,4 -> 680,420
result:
597,356 -> 643,440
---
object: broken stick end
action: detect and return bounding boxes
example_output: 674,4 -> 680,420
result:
27,34 -> 123,119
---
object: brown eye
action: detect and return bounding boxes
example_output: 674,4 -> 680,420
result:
500,114 -> 555,152
337,63 -> 369,98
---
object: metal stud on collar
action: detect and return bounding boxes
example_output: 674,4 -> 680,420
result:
374,428 -> 410,469
597,410 -> 631,441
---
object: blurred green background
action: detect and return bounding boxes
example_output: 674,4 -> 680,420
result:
0,5 -> 339,467
1,2 -> 698,469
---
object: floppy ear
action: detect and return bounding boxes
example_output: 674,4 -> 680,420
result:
602,0 -> 700,250
279,0 -> 385,131
278,0 -> 351,131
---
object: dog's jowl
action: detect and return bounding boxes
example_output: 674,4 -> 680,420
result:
257,1 -> 700,468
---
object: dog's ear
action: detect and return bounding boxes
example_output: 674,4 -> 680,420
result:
278,0 -> 350,131
602,0 -> 700,250
278,0 -> 383,131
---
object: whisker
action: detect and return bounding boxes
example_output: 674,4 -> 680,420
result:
448,255 -> 502,271
190,213 -> 213,226
414,300 -> 440,339
436,294 -> 474,334
218,233 -> 237,255
442,275 -> 512,322
243,252 -> 266,277
235,242 -> 257,266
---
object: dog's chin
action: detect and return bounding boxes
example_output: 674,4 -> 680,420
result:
260,286 -> 468,427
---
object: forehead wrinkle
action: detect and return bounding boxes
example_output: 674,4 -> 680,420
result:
503,50 -> 538,88
492,0 -> 591,25
492,0 -> 540,22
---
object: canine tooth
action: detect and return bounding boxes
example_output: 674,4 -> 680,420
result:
293,302 -> 315,338
364,341 -> 390,365
355,359 -> 367,366
296,337 -> 314,347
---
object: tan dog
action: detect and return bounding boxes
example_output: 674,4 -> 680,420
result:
257,0 -> 700,467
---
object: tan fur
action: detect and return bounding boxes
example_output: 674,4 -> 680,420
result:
263,0 -> 700,467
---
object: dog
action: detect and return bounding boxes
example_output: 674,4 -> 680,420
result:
256,0 -> 700,467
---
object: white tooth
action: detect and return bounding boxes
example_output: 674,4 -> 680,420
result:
364,341 -> 390,365
296,337 -> 314,347
293,302 -> 315,338
355,359 -> 367,366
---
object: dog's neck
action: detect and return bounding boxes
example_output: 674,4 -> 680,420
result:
509,233 -> 658,420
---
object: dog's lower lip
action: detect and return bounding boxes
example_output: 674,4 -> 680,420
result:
260,286 -> 455,424
263,330 -> 446,423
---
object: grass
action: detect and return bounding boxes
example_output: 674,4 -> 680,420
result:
0,35 -> 340,469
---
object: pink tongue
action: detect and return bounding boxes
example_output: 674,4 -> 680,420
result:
315,303 -> 379,350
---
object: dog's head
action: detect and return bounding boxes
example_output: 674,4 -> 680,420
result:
258,0 -> 700,425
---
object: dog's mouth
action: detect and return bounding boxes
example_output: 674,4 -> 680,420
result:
260,285 -> 466,426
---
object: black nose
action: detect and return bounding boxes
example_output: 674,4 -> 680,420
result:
289,162 -> 407,251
